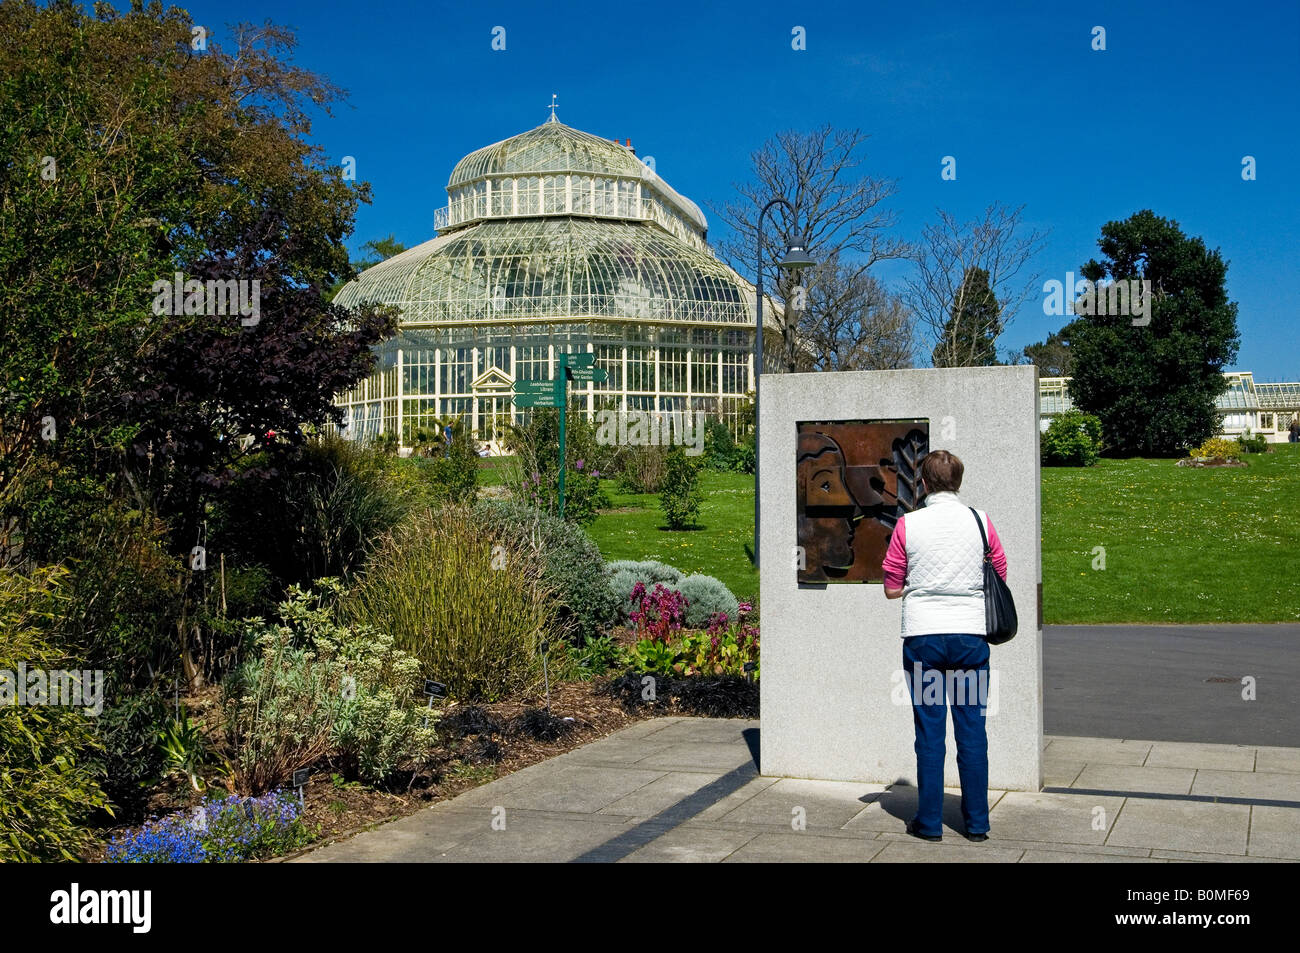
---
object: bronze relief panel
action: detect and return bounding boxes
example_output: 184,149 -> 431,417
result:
796,420 -> 929,584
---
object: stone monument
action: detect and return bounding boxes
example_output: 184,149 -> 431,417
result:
759,366 -> 1043,791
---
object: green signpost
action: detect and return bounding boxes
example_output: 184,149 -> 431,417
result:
510,354 -> 607,518
565,367 -> 607,384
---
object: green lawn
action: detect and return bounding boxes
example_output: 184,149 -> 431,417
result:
1042,443 -> 1300,623
476,455 -> 515,487
579,444 -> 1300,623
587,471 -> 759,601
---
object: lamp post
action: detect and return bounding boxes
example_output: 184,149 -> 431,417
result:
754,198 -> 816,569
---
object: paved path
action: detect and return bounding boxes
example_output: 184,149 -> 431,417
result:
1044,624 -> 1300,745
296,717 -> 1300,863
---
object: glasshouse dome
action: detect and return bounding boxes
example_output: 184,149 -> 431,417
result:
331,115 -> 780,449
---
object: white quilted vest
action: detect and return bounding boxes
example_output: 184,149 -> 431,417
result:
898,491 -> 990,638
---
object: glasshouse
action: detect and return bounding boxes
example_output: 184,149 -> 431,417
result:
332,115 -> 781,451
1040,371 -> 1300,442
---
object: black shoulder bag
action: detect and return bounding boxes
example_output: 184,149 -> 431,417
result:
970,507 -> 1017,645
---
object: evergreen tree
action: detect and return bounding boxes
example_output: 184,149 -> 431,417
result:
931,267 -> 1001,367
1067,210 -> 1239,456
1022,326 -> 1077,377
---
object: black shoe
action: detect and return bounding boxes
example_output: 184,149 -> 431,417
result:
963,831 -> 989,842
905,820 -> 942,842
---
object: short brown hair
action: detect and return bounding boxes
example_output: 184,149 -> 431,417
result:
921,450 -> 963,493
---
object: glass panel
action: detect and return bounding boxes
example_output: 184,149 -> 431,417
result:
659,346 -> 687,393
626,346 -> 654,392
595,344 -> 622,391
595,178 -> 616,216
518,176 -> 540,214
572,175 -> 592,214
618,179 -> 637,216
492,178 -> 514,216
515,345 -> 549,381
721,349 -> 749,394
441,347 -> 473,395
692,349 -> 718,394
543,175 -> 565,214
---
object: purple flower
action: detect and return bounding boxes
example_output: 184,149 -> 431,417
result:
575,459 -> 584,470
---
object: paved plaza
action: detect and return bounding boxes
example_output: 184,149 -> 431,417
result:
296,717 -> 1300,863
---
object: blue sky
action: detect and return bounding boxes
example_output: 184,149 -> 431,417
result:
187,0 -> 1299,378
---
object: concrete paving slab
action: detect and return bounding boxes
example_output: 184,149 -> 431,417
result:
433,810 -> 637,863
1255,746 -> 1300,775
438,758 -> 571,806
1247,805 -> 1300,860
869,840 -> 1025,862
1191,769 -> 1300,802
986,791 -> 1126,845
1144,741 -> 1256,772
637,717 -> 757,744
606,717 -> 686,740
1154,849 -> 1287,863
965,837 -> 1151,858
620,825 -> 759,863
294,810 -> 489,862
597,771 -> 726,818
1071,763 -> 1196,795
1042,760 -> 1086,787
1019,850 -> 1168,863
1107,800 -> 1250,854
633,741 -> 757,773
1045,737 -> 1152,765
477,764 -> 667,814
688,775 -> 782,823
722,831 -> 888,863
712,777 -> 883,830
563,738 -> 678,766
840,786 -> 1004,835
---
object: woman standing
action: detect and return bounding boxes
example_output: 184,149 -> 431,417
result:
881,450 -> 1008,842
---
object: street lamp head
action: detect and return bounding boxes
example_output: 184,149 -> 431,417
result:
779,235 -> 816,272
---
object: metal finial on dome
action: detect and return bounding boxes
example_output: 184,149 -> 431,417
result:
547,94 -> 558,122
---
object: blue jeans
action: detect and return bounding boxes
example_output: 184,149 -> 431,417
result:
902,633 -> 991,836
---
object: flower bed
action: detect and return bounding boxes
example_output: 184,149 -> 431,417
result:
105,791 -> 311,863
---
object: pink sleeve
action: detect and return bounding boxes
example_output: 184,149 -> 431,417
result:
882,516 -> 907,589
985,515 -> 1008,582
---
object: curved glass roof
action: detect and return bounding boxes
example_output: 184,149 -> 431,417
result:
445,118 -> 707,234
335,216 -> 771,328
451,120 -> 645,187
333,117 -> 783,331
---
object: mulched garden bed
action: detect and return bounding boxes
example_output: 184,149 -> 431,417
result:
85,677 -> 675,861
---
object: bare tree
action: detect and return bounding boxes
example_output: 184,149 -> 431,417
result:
712,126 -> 909,371
906,204 -> 1049,368
802,252 -> 915,370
